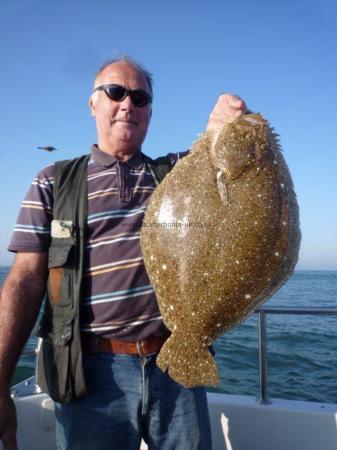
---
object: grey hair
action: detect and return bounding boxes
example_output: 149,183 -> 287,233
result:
94,54 -> 153,95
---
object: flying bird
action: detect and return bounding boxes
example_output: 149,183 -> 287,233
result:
37,146 -> 58,152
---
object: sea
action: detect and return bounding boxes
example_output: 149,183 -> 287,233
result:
1,267 -> 336,404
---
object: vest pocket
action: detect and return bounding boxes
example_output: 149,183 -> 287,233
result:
36,337 -> 72,402
36,304 -> 74,344
37,238 -> 76,402
48,240 -> 74,307
36,308 -> 74,402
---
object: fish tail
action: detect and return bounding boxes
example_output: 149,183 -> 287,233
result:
156,333 -> 220,388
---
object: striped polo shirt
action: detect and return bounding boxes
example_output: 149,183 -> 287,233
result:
8,145 -> 184,341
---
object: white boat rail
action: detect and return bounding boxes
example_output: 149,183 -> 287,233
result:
254,306 -> 337,404
17,306 -> 337,404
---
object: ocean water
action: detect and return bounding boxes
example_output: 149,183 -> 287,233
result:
1,267 -> 336,404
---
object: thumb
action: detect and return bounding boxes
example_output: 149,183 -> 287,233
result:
229,96 -> 247,111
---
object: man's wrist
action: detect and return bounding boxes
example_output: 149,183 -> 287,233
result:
0,387 -> 11,398
0,368 -> 12,395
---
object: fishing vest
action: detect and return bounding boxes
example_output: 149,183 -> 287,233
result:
36,153 -> 173,403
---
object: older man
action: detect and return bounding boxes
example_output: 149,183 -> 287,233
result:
0,57 -> 247,450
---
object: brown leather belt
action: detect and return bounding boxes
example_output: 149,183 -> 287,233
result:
81,333 -> 167,356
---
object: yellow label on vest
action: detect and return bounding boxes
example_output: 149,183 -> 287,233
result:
51,220 -> 73,238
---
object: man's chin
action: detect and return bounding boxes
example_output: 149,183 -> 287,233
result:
114,134 -> 143,150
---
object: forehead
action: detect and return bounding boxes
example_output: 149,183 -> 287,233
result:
95,62 -> 150,92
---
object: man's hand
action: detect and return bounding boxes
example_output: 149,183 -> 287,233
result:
0,394 -> 18,450
206,93 -> 247,132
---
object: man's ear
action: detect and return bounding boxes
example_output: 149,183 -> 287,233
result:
89,94 -> 96,117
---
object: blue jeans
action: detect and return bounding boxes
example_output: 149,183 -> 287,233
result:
55,352 -> 212,450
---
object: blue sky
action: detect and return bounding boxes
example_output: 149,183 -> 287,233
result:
0,0 -> 336,269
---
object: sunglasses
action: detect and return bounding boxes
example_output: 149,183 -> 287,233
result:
93,84 -> 152,107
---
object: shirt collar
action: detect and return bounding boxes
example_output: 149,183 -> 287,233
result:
91,145 -> 145,169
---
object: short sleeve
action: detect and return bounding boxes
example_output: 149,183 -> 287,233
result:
8,164 -> 55,253
164,150 -> 189,167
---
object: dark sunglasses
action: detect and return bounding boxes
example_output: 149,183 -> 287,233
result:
93,84 -> 152,107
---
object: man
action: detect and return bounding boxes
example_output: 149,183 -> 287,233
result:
0,56 -> 247,450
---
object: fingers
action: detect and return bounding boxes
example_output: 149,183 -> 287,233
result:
219,93 -> 247,114
1,424 -> 18,450
3,435 -> 18,450
206,93 -> 248,133
0,396 -> 18,450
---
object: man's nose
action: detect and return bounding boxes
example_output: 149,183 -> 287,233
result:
119,94 -> 135,111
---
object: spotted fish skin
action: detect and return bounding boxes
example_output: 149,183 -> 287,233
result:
140,114 -> 301,387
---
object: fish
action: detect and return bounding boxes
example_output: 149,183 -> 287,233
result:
140,113 -> 301,387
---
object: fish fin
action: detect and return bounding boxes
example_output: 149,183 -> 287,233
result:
156,333 -> 220,388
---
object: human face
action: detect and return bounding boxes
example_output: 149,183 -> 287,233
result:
89,62 -> 152,157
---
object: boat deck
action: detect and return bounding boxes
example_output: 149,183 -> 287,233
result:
2,378 -> 336,450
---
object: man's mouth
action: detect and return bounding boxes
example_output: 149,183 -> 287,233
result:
112,118 -> 137,126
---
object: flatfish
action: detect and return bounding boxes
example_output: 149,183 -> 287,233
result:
140,114 -> 301,387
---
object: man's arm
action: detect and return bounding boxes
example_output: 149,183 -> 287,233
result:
0,252 -> 48,450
